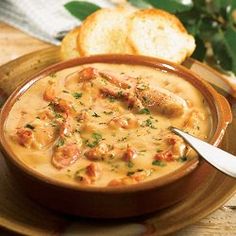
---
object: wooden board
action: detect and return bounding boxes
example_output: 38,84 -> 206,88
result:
0,22 -> 236,236
0,45 -> 235,236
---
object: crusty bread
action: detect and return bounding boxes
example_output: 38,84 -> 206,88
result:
128,9 -> 196,64
61,27 -> 81,60
61,7 -> 195,64
77,7 -> 136,56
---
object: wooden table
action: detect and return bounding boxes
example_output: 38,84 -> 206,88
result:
0,22 -> 236,235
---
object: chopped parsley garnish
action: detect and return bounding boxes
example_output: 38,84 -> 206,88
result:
127,168 -> 144,176
152,160 -> 166,167
49,73 -> 56,78
142,96 -> 148,102
146,119 -> 152,126
48,102 -> 63,119
86,133 -> 102,148
50,121 -> 57,127
137,83 -> 149,90
117,91 -> 124,97
139,108 -> 150,114
25,124 -> 35,130
92,112 -> 100,117
55,113 -> 63,119
103,111 -> 113,115
141,118 -> 156,129
48,102 -> 55,111
56,138 -> 65,147
72,92 -> 83,99
127,161 -> 134,168
118,136 -> 128,142
63,90 -> 69,93
178,156 -> 188,163
108,96 -> 116,103
127,171 -> 135,176
92,132 -> 102,140
79,101 -> 85,106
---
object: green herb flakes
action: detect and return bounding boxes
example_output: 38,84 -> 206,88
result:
72,92 -> 83,99
56,138 -> 65,147
127,161 -> 134,168
139,108 -> 150,114
92,112 -> 100,117
86,133 -> 102,148
152,160 -> 166,167
178,156 -> 188,163
25,124 -> 35,130
127,171 -> 135,176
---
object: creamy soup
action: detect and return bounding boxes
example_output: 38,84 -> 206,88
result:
5,63 -> 212,187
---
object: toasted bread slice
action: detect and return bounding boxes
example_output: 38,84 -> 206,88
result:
128,9 -> 196,64
61,27 -> 81,60
78,7 -> 136,56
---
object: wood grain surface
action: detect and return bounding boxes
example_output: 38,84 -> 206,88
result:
0,22 -> 235,235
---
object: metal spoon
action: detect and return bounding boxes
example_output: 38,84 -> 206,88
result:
170,127 -> 236,178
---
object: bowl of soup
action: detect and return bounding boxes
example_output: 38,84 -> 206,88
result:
0,55 -> 232,218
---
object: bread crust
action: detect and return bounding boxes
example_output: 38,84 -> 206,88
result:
127,9 -> 196,63
61,27 -> 81,60
77,7 -> 136,56
61,7 -> 195,64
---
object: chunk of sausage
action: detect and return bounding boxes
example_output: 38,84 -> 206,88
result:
43,84 -> 56,102
78,67 -> 98,82
166,134 -> 186,157
136,87 -> 187,117
54,99 -> 74,115
123,147 -> 137,162
154,150 -> 175,162
84,143 -> 109,161
65,67 -> 98,90
52,143 -> 80,169
99,71 -> 135,90
85,163 -> 101,181
16,128 -> 33,147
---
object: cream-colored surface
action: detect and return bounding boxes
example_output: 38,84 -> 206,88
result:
0,22 -> 235,235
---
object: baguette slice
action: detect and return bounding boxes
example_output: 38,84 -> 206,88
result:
78,7 -> 136,56
128,9 -> 196,64
61,27 -> 81,60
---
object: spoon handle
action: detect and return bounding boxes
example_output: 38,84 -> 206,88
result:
171,127 -> 236,178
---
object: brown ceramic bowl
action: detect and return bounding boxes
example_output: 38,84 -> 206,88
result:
0,55 -> 232,218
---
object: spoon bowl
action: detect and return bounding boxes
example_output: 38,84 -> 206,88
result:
171,127 -> 236,178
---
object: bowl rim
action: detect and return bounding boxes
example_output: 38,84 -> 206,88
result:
0,54 -> 231,193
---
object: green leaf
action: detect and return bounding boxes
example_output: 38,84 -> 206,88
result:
198,17 -> 220,41
146,0 -> 193,13
211,26 -> 236,74
192,36 -> 207,61
127,0 -> 151,8
64,1 -> 101,21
